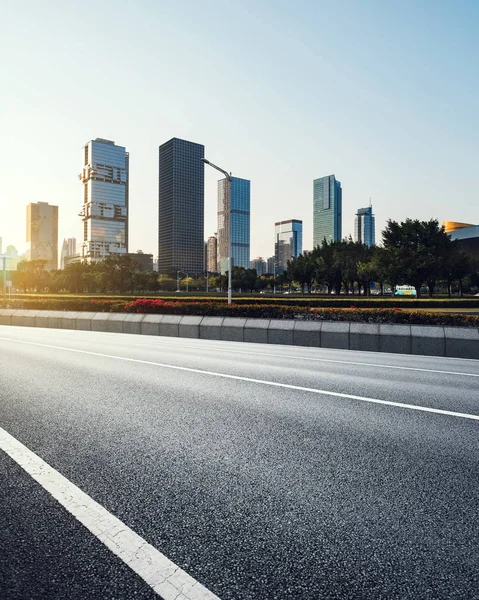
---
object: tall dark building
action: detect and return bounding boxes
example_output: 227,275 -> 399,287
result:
158,138 -> 205,274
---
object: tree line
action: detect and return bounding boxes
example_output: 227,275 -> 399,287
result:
3,219 -> 478,296
286,219 -> 477,296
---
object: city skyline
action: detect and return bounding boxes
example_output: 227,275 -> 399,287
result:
1,1 -> 478,259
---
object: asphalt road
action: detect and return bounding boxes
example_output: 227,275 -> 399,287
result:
1,326 -> 479,600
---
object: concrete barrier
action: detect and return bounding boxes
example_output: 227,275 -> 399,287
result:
0,310 -> 478,360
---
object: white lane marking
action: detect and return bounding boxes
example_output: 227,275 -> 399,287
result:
117,338 -> 479,379
0,426 -> 220,600
3,337 -> 479,422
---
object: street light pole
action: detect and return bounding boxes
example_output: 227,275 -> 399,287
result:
202,158 -> 233,305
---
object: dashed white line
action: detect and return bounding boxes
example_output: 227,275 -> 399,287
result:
0,426 -> 220,600
2,337 -> 479,422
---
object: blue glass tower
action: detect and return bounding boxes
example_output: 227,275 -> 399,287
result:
354,205 -> 375,247
217,176 -> 250,273
275,219 -> 303,273
313,175 -> 342,246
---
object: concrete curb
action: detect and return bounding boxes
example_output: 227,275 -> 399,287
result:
0,310 -> 478,359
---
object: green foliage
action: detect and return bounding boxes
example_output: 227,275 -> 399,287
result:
5,297 -> 479,327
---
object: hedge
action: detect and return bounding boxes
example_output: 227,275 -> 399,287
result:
4,298 -> 479,327
9,293 -> 479,309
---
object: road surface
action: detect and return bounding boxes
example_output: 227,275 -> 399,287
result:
1,326 -> 479,599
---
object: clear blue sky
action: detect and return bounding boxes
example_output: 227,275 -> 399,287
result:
1,0 -> 478,258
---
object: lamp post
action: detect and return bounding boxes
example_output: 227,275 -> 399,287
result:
201,158 -> 233,305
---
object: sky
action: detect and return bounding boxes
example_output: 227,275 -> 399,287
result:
1,0 -> 478,259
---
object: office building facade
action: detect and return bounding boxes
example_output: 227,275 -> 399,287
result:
313,174 -> 342,247
354,206 -> 375,247
250,257 -> 267,275
275,219 -> 303,273
207,234 -> 218,273
217,176 -> 250,273
26,202 -> 59,270
158,138 -> 205,274
79,138 -> 129,262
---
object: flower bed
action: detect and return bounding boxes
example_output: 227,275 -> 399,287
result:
4,298 -> 479,327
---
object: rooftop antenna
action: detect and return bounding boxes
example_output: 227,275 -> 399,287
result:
369,196 -> 372,207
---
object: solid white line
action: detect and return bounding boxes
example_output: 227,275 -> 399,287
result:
2,337 -> 479,422
121,338 -> 479,379
0,426 -> 220,600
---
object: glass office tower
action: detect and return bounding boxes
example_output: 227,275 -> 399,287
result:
354,206 -> 375,247
79,138 -> 129,261
217,177 -> 250,273
158,138 -> 205,274
26,202 -> 59,270
274,219 -> 303,273
313,174 -> 342,247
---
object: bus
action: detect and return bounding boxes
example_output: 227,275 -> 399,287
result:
394,285 -> 417,297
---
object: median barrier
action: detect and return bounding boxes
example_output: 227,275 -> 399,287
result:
178,315 -> 202,338
244,319 -> 270,343
293,321 -> 322,347
378,324 -> 412,354
268,320 -> 295,345
0,309 -> 478,359
444,327 -> 479,359
200,317 -> 224,340
140,314 -> 163,336
123,313 -> 145,335
350,323 -> 380,352
411,325 -> 445,357
221,317 -> 246,342
321,321 -> 350,349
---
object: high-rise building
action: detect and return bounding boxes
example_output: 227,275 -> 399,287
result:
207,234 -> 218,273
26,202 -> 58,270
354,205 -> 375,247
275,219 -> 303,273
250,257 -> 267,275
60,237 -> 77,269
267,256 -> 275,274
158,138 -> 205,274
313,174 -> 342,247
79,138 -> 129,262
217,177 -> 250,273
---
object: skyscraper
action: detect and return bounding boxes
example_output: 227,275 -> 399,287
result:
26,202 -> 58,270
250,257 -> 267,275
313,175 -> 342,247
78,138 -> 129,262
158,138 -> 205,274
207,234 -> 218,273
217,176 -> 250,273
354,205 -> 375,247
60,237 -> 77,269
275,219 -> 303,273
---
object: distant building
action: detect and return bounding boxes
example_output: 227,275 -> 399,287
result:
354,206 -> 375,247
127,251 -> 154,271
207,234 -> 218,273
79,138 -> 129,262
6,245 -> 18,257
313,174 -> 342,247
158,138 -> 205,274
63,254 -> 81,267
217,177 -> 250,273
60,237 -> 77,269
267,256 -> 275,274
447,223 -> 479,258
0,237 -> 2,255
250,257 -> 267,275
443,221 -> 475,234
275,219 -> 303,273
26,202 -> 58,270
